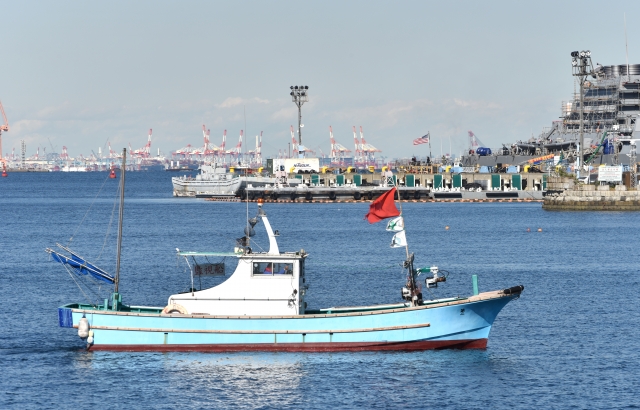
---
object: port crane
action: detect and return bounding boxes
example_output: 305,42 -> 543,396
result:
0,100 -> 9,164
227,130 -> 243,163
245,131 -> 263,167
217,130 -> 227,164
352,126 -> 364,164
329,126 -> 351,165
291,125 -> 314,157
468,131 -> 488,153
200,125 -> 220,157
359,126 -> 381,164
132,129 -> 153,158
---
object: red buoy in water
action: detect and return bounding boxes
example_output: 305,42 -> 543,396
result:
109,167 -> 116,179
1,164 -> 7,177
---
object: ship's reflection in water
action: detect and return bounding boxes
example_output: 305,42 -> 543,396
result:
71,349 -> 515,408
162,353 -> 304,407
75,351 -> 305,407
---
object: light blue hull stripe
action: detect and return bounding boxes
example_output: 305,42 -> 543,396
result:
65,296 -> 512,346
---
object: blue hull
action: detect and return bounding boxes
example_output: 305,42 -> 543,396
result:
59,291 -> 518,351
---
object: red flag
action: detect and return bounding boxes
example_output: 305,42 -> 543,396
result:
365,187 -> 400,223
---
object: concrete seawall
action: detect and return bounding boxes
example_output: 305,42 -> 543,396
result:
543,185 -> 640,210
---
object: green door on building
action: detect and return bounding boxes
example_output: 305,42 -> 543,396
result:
311,174 -> 320,185
353,174 -> 362,186
433,174 -> 443,189
336,175 -> 345,186
405,174 -> 415,187
453,174 -> 462,188
491,174 -> 501,189
542,174 -> 547,190
512,174 -> 521,190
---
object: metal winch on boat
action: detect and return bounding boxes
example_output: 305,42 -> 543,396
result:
425,266 -> 446,289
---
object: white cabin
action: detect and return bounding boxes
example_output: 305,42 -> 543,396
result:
168,205 -> 308,316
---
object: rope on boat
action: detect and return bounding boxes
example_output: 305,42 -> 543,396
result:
66,171 -> 114,247
55,171 -> 119,304
97,183 -> 120,261
57,256 -> 101,307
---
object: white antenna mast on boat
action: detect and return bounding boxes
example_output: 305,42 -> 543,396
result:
625,12 -> 630,82
114,148 -> 126,294
392,185 -> 419,306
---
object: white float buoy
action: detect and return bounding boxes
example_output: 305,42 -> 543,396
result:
78,317 -> 90,339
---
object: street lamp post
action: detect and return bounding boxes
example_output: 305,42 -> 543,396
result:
571,50 -> 595,180
290,85 -> 309,148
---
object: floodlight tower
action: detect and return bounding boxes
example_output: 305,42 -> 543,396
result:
289,85 -> 309,146
571,50 -> 595,179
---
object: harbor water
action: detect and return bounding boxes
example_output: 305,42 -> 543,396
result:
1,171 -> 638,409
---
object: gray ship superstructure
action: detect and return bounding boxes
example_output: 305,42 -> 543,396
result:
172,164 -> 301,197
463,59 -> 640,168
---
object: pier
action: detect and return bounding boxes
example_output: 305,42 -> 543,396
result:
228,170 -> 547,202
543,184 -> 640,210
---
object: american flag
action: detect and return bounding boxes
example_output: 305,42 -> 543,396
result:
413,132 -> 430,145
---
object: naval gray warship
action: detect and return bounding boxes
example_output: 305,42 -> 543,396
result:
462,55 -> 640,169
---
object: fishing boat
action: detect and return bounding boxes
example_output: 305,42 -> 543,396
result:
49,149 -> 523,351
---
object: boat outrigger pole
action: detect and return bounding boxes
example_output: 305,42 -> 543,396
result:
114,148 -> 126,294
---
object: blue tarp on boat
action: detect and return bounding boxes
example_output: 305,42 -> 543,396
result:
46,244 -> 115,283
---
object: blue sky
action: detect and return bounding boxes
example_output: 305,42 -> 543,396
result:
1,0 -> 639,159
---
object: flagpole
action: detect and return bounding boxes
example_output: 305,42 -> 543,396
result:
394,184 -> 410,260
393,184 -> 419,306
428,131 -> 432,161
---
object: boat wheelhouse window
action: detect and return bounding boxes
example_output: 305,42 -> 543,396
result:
253,262 -> 292,276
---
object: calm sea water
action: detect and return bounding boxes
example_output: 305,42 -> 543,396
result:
1,171 -> 638,409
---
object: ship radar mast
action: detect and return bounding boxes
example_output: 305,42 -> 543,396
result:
571,50 -> 595,180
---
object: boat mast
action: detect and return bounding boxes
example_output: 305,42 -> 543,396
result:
114,148 -> 126,293
394,184 -> 419,305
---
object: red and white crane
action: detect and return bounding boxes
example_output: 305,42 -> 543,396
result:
201,125 -> 220,157
329,126 -> 351,165
246,131 -> 263,166
0,100 -> 10,163
359,126 -> 381,164
227,130 -> 243,162
352,126 -> 364,164
132,129 -> 153,158
467,130 -> 486,152
173,144 -> 194,158
217,130 -> 227,164
107,142 -> 121,159
291,125 -> 314,157
60,146 -> 69,161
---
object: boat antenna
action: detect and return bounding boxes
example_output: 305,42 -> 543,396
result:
625,12 -> 630,82
246,167 -> 250,248
114,148 -> 126,293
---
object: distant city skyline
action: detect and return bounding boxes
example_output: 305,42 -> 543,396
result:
1,0 -> 639,160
